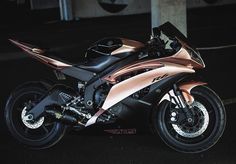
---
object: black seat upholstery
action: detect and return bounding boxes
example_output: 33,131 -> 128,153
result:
78,55 -> 120,73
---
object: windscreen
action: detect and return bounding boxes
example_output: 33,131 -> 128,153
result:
153,22 -> 197,52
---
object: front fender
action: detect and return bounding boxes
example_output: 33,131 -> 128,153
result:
159,81 -> 207,105
179,81 -> 207,104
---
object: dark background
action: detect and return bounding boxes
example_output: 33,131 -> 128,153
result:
1,1 -> 236,164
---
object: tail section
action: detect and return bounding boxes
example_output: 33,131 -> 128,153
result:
9,39 -> 71,70
9,39 -> 45,54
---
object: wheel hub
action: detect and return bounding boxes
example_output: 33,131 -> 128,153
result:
171,101 -> 209,138
21,107 -> 44,129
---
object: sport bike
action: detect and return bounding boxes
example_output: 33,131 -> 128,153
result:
5,22 -> 226,153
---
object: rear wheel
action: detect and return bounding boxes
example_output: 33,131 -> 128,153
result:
4,84 -> 66,149
152,86 -> 226,153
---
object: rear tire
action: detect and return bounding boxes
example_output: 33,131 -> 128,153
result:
152,86 -> 226,153
4,84 -> 66,149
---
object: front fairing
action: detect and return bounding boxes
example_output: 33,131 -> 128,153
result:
153,22 -> 205,68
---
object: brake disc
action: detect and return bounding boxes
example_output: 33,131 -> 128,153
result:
21,107 -> 44,129
171,101 -> 209,138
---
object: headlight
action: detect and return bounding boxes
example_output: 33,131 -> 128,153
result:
187,47 -> 205,68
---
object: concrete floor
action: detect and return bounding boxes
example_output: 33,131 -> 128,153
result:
0,104 -> 235,164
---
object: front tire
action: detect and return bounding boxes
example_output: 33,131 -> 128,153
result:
4,84 -> 66,149
152,86 -> 226,153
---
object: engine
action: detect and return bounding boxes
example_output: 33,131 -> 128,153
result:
45,72 -> 151,126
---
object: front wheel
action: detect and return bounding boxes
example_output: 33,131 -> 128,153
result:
152,86 -> 226,153
4,84 -> 66,149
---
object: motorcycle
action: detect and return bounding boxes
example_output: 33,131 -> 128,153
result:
4,22 -> 226,153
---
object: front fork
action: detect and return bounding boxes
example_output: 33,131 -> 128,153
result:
172,84 -> 193,123
161,81 -> 207,124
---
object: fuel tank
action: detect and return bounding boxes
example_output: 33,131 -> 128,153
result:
85,37 -> 144,59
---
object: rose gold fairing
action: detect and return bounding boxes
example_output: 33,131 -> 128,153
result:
111,38 -> 144,55
9,39 -> 72,70
85,62 -> 195,127
179,81 -> 207,104
104,60 -> 164,84
101,46 -> 205,111
105,47 -> 203,84
159,48 -> 205,69
102,62 -> 195,110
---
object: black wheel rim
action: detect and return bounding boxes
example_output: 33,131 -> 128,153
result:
162,93 -> 218,145
11,90 -> 57,142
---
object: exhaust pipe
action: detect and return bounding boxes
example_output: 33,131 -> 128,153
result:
45,110 -> 77,125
